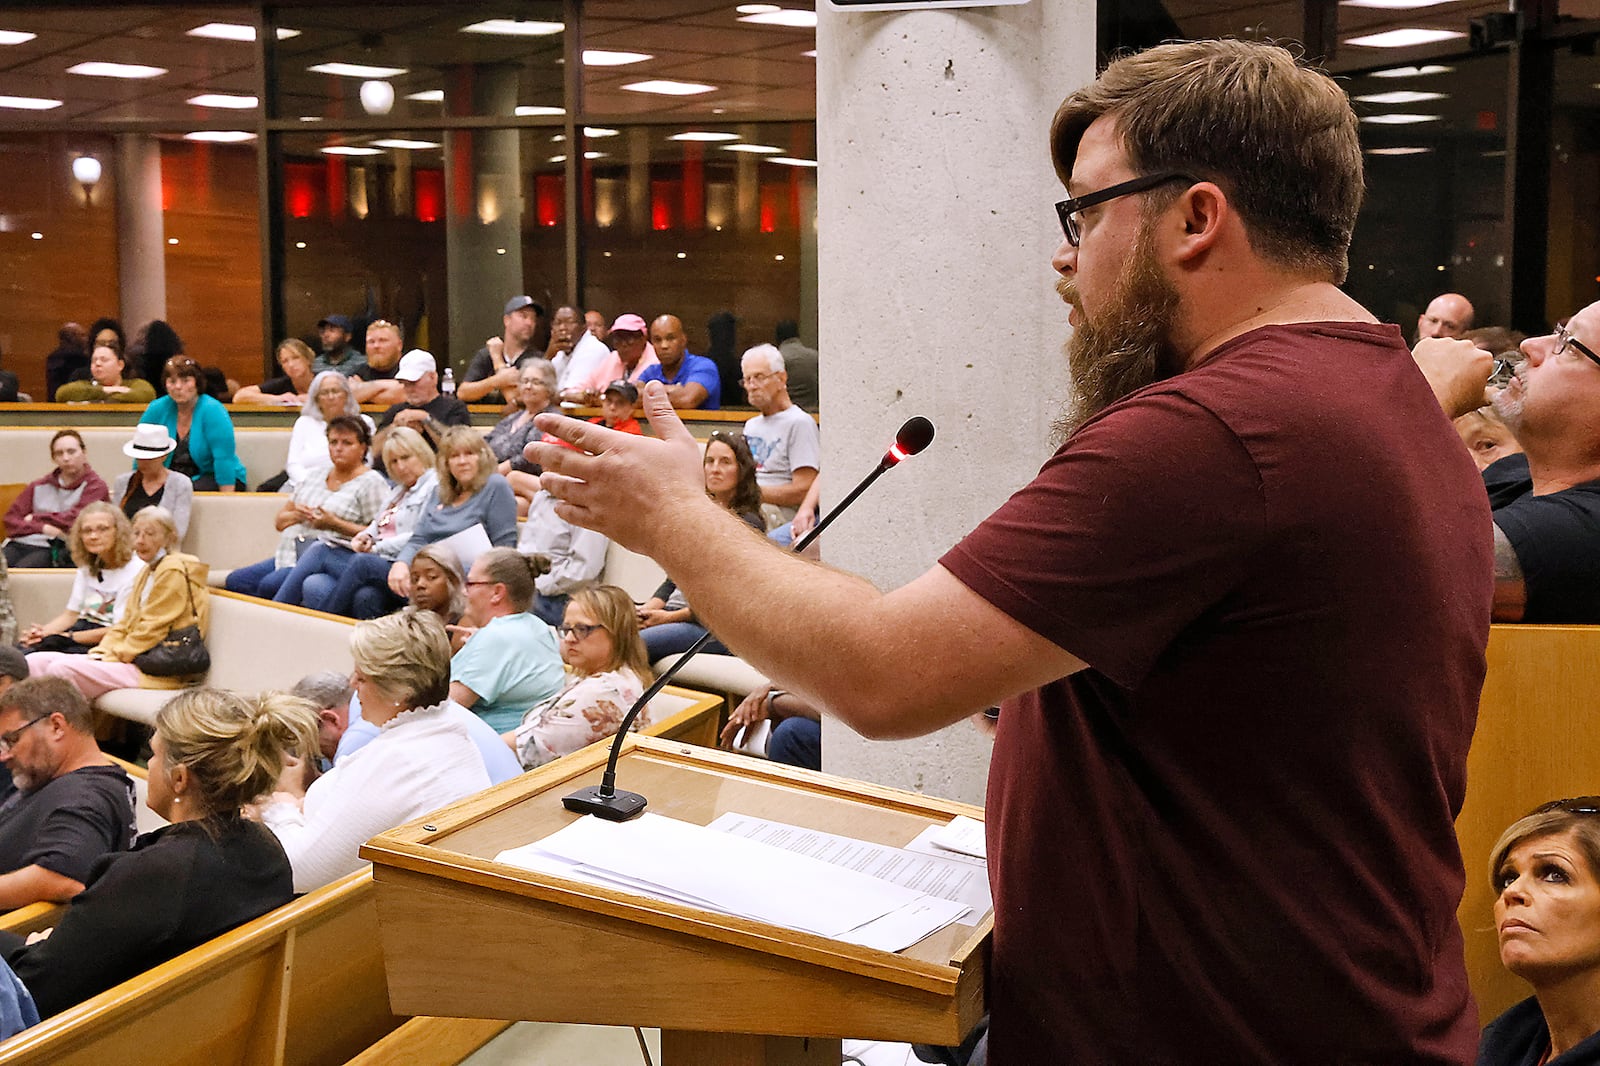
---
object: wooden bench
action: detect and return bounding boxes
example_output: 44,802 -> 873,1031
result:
0,426 -> 291,492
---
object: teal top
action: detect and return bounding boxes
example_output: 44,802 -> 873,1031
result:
451,612 -> 565,733
138,394 -> 246,488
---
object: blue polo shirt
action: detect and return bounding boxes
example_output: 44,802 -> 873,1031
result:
636,352 -> 721,409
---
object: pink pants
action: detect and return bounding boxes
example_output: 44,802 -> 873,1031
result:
24,653 -> 144,699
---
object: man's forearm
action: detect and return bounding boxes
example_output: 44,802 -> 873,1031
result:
0,865 -> 85,909
759,473 -> 816,509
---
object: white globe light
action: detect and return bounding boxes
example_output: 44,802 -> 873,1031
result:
71,155 -> 102,186
359,80 -> 395,116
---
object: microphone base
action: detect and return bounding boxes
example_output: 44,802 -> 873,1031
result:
562,786 -> 648,821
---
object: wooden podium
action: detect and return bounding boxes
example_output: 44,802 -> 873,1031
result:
359,735 -> 991,1065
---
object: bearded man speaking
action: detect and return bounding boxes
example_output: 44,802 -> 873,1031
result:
525,39 -> 1493,1066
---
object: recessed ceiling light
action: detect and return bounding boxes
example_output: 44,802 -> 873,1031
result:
583,50 -> 652,66
1365,146 -> 1433,155
0,95 -> 63,110
184,131 -> 256,142
308,62 -> 408,79
322,145 -> 384,156
669,131 -> 740,142
31,232 -> 42,240
738,9 -> 818,27
722,143 -> 781,153
802,49 -> 817,58
1360,113 -> 1442,124
584,126 -> 619,138
584,151 -> 605,159
187,23 -> 300,41
768,156 -> 818,167
462,19 -> 564,36
0,30 -> 37,45
299,116 -> 322,122
188,93 -> 259,109
68,61 -> 167,79
370,138 -> 440,149
1353,90 -> 1446,104
550,154 -> 566,163
167,237 -> 179,244
1340,0 -> 1455,7
406,89 -> 444,102
624,80 -> 717,96
277,28 -> 301,39
1369,64 -> 1454,77
516,105 -> 565,116
1344,28 -> 1466,47
737,4 -> 782,12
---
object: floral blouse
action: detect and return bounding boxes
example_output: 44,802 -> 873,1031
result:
511,667 -> 649,770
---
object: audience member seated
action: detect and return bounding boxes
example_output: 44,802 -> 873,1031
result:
560,313 -> 658,408
551,380 -> 643,451
85,318 -> 125,367
291,671 -> 352,772
273,369 -> 370,493
546,305 -> 612,399
311,314 -> 366,377
27,506 -> 208,699
256,610 -> 491,892
132,320 -> 185,397
637,314 -> 720,409
721,683 -> 821,770
350,319 -> 406,406
506,584 -> 651,770
224,416 -> 387,600
639,432 -> 766,660
0,648 -> 23,697
448,548 -> 565,733
19,505 -> 142,655
54,345 -> 156,404
459,295 -> 545,405
42,324 -> 88,402
775,320 -> 819,412
0,688 -> 307,1019
231,338 -> 316,407
1455,406 -> 1525,474
406,546 -> 466,632
740,343 -> 820,540
111,425 -> 194,540
490,359 -> 562,511
1476,797 -> 1600,1065
3,430 -> 109,569
1418,292 -> 1475,341
277,427 -> 437,617
139,356 -> 245,492
371,350 -> 470,466
0,678 -> 135,910
517,489 -> 608,625
385,427 -> 519,601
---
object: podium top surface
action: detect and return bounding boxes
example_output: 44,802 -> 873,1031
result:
361,735 -> 991,999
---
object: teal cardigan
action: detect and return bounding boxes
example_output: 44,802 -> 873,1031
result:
138,394 -> 246,488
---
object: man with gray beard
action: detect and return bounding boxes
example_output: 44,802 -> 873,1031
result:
523,40 -> 1490,1065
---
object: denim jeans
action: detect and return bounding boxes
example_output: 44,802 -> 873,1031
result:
642,621 -> 728,660
311,550 -> 404,619
767,717 -> 821,770
224,557 -> 291,599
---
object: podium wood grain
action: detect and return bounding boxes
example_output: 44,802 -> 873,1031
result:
361,736 -> 989,1061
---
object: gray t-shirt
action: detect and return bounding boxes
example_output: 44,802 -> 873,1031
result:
742,404 -> 820,525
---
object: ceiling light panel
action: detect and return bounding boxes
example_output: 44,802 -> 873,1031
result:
1360,113 -> 1442,124
1340,0 -> 1455,7
370,139 -> 440,149
0,95 -> 62,110
188,93 -> 259,109
308,62 -> 408,79
624,80 -> 718,96
583,50 -> 653,66
1365,147 -> 1433,155
0,29 -> 37,45
516,105 -> 565,116
1344,28 -> 1466,47
738,9 -> 819,27
322,146 -> 384,156
1353,90 -> 1446,104
669,131 -> 741,141
406,90 -> 444,102
185,131 -> 256,142
68,61 -> 167,79
722,143 -> 781,153
1369,64 -> 1454,77
462,19 -> 564,36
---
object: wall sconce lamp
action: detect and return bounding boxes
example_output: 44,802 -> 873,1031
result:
71,155 -> 102,205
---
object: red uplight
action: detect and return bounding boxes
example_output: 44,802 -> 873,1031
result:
414,168 -> 443,223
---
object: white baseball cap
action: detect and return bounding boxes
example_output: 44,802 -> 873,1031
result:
395,349 -> 437,382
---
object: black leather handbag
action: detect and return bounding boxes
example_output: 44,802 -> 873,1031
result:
132,567 -> 210,677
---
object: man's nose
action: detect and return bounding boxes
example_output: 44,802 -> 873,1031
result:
1051,236 -> 1077,277
1520,334 -> 1552,365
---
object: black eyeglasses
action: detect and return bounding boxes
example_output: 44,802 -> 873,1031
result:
1054,171 -> 1199,247
556,622 -> 604,640
1532,796 -> 1600,816
0,714 -> 51,753
1551,324 -> 1600,370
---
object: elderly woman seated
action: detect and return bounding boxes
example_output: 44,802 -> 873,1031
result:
0,688 -> 311,1020
1477,797 -> 1600,1065
111,425 -> 194,540
26,506 -> 209,699
19,503 -> 143,655
506,584 -> 653,770
255,610 -> 492,892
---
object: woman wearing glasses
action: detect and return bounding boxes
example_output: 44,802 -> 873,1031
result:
506,584 -> 653,770
637,431 -> 765,661
0,689 -> 310,1019
18,504 -> 142,655
136,355 -> 246,492
1477,798 -> 1600,1065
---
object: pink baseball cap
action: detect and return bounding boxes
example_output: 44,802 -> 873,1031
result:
608,313 -> 647,333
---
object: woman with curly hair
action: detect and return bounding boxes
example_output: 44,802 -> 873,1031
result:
19,503 -> 142,655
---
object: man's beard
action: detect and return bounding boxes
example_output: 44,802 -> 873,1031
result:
1053,224 -> 1182,446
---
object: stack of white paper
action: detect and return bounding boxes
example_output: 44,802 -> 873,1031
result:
494,813 -> 970,952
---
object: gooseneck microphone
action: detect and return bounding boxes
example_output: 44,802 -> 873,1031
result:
563,415 -> 937,820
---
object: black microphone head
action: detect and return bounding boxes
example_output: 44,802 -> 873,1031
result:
895,416 -> 935,455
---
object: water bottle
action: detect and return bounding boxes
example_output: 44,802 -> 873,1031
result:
441,366 -> 455,395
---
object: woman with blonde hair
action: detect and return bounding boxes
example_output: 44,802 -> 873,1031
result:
257,610 -> 491,891
507,584 -> 655,770
20,503 -> 143,654
385,426 -> 517,599
26,506 -> 209,697
231,338 -> 317,407
0,688 -> 312,1018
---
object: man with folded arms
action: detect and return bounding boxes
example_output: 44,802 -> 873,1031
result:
528,40 -> 1490,1065
372,350 -> 471,464
637,314 -> 720,410
0,678 -> 135,909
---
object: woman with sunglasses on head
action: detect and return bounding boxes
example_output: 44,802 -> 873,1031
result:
136,356 -> 245,492
637,431 -> 766,661
505,584 -> 654,769
1478,797 -> 1600,1065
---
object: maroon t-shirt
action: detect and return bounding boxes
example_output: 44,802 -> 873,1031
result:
941,322 -> 1492,1065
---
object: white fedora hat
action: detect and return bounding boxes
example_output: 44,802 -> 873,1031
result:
124,423 -> 177,459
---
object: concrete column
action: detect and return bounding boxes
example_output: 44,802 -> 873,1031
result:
115,133 -> 166,331
816,3 -> 1095,805
445,66 -> 523,375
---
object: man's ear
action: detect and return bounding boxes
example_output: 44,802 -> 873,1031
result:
1171,181 -> 1228,264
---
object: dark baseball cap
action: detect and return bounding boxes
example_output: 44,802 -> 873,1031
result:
317,314 -> 352,332
602,379 -> 639,403
504,296 -> 546,317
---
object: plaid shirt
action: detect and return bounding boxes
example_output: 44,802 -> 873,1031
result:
274,469 -> 389,568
